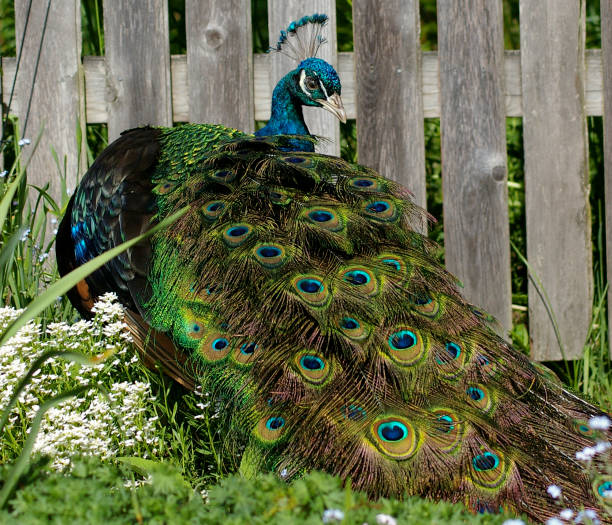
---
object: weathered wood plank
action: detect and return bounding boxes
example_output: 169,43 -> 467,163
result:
600,0 -> 612,358
185,0 -> 253,131
103,0 -> 172,141
437,0 -> 512,334
2,51 -> 606,123
267,1 -> 340,156
352,0 -> 426,210
13,0 -> 85,210
519,0 -> 592,361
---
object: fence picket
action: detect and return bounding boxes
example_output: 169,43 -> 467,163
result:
13,0 -> 85,210
437,0 -> 512,333
352,0 -> 426,211
600,1 -> 612,359
519,0 -> 592,361
103,0 -> 172,141
0,2 -> 606,362
267,0 -> 340,156
185,0 -> 253,131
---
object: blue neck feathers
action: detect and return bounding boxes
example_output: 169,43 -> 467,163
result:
255,72 -> 314,152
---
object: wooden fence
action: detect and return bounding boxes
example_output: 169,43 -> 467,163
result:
0,0 -> 608,361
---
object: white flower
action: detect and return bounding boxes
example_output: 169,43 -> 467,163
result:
20,228 -> 30,241
594,441 -> 611,454
545,518 -> 563,525
280,468 -> 288,478
0,170 -> 7,178
376,514 -> 397,525
547,484 -> 562,499
18,138 -> 31,146
559,509 -> 574,520
575,509 -> 600,524
576,446 -> 596,461
322,509 -> 345,523
502,520 -> 525,525
38,253 -> 49,262
588,416 -> 611,430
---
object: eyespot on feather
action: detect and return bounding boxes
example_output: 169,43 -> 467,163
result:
254,243 -> 288,268
223,223 -> 252,247
340,266 -> 378,295
573,419 -> 597,438
593,477 -> 612,508
376,253 -> 410,283
430,409 -> 462,452
294,351 -> 330,384
411,293 -> 441,319
470,450 -> 507,489
348,175 -> 384,192
210,169 -> 236,183
435,341 -> 467,377
255,415 -> 287,443
362,199 -> 398,222
386,328 -> 426,366
281,155 -> 314,168
201,200 -> 225,221
198,332 -> 233,362
233,341 -> 258,365
291,275 -> 330,306
337,316 -> 369,341
303,206 -> 343,231
154,181 -> 177,195
465,384 -> 492,412
370,415 -> 419,460
341,403 -> 367,422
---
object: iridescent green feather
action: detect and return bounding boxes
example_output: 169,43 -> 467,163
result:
134,133 -> 612,523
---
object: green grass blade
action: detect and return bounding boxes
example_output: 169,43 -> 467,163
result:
0,206 -> 188,346
0,226 -> 27,277
510,240 -> 567,363
0,126 -> 44,230
0,168 -> 26,232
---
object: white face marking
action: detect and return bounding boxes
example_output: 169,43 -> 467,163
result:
299,69 -> 326,99
299,70 -> 310,97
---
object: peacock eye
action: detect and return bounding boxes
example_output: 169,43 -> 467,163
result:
305,77 -> 318,91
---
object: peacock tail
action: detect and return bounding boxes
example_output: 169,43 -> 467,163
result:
57,124 -> 612,523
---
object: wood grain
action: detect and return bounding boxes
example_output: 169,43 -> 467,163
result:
13,0 -> 85,215
185,0 -> 253,131
2,51 -> 607,123
352,0 -> 426,212
437,0 -> 512,334
103,0 -> 172,141
267,1 -> 340,156
600,0 -> 612,358
519,0 -> 592,361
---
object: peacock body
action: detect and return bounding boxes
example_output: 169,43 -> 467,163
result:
57,15 -> 612,523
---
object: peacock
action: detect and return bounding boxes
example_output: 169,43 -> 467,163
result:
56,14 -> 612,523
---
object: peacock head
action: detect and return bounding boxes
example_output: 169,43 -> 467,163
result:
290,57 -> 346,123
257,14 -> 346,148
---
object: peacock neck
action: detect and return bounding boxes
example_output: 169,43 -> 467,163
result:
255,73 -> 314,152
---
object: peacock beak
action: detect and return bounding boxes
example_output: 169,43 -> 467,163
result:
316,93 -> 347,123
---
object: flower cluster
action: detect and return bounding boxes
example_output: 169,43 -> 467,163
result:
0,293 -> 162,470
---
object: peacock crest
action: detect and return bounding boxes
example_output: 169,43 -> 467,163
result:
270,13 -> 329,63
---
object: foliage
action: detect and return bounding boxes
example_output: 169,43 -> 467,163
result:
0,455 -> 521,525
